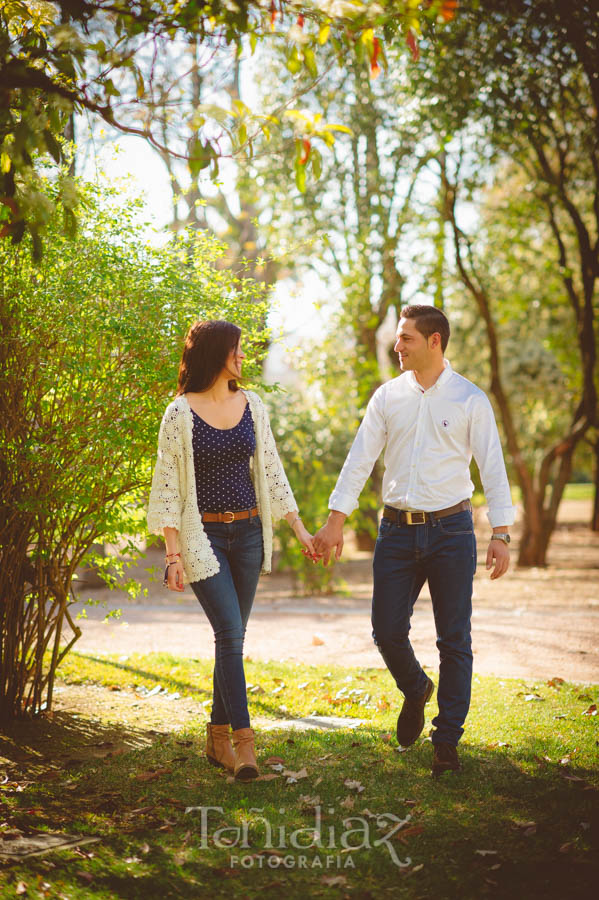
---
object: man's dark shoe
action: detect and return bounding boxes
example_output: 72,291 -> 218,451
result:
396,675 -> 435,747
432,742 -> 461,778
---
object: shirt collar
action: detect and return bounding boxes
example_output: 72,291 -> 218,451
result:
407,358 -> 453,394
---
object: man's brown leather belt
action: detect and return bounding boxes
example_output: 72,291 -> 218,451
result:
201,507 -> 259,524
383,499 -> 471,526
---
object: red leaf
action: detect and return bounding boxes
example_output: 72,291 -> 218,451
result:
370,36 -> 381,79
297,14 -> 304,28
441,1 -> 458,23
406,30 -> 420,62
300,138 -> 311,165
270,1 -> 276,29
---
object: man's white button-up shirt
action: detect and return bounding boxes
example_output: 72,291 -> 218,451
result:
328,360 -> 515,528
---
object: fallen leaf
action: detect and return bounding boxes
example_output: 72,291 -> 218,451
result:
314,776 -> 323,786
582,704 -> 597,716
134,768 -> 172,782
381,733 -> 392,743
343,778 -> 364,792
395,825 -> 424,842
321,874 -> 348,887
340,795 -> 355,810
255,774 -> 279,782
547,677 -> 565,688
312,635 -> 325,646
264,756 -> 286,765
299,794 -> 321,808
475,850 -> 498,857
410,863 -> 424,873
283,767 -> 308,780
524,694 -> 544,702
16,884 -> 27,896
559,841 -> 574,853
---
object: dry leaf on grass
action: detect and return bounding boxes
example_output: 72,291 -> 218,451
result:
343,778 -> 364,792
255,774 -> 279,782
321,874 -> 348,887
134,768 -> 172,782
264,756 -> 286,765
340,795 -> 355,810
582,704 -> 597,716
283,767 -> 308,780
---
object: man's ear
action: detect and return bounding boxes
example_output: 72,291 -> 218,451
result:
429,332 -> 441,350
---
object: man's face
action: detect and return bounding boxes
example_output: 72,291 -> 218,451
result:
394,317 -> 432,371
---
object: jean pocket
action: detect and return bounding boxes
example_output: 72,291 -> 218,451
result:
438,511 -> 474,535
378,518 -> 394,538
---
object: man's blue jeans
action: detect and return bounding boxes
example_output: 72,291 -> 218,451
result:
190,516 -> 263,731
371,508 -> 476,746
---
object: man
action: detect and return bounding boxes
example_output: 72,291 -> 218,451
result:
313,305 -> 514,777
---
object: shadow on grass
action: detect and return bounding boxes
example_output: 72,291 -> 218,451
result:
1,711 -> 597,898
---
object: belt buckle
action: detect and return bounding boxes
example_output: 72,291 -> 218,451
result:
223,510 -> 235,524
405,510 -> 426,525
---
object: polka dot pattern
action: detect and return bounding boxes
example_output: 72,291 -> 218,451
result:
192,402 -> 257,513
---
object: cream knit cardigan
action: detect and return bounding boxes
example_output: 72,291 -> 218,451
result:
147,390 -> 298,582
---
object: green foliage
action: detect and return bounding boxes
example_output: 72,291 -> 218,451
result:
0,1 -> 452,248
0,173 -> 267,717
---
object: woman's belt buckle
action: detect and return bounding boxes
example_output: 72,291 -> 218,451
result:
405,510 -> 426,525
223,510 -> 235,523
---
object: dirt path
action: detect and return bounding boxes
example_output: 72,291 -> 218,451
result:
66,500 -> 599,684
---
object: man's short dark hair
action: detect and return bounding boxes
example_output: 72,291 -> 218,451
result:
400,304 -> 450,352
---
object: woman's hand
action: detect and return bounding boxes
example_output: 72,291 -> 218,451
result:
292,518 -> 317,562
166,559 -> 185,592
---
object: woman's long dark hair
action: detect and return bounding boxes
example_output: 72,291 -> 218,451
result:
176,320 -> 242,395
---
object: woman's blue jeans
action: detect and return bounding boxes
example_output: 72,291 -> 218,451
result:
371,509 -> 476,747
190,515 -> 263,731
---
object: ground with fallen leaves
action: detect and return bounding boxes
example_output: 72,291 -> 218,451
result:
1,654 -> 597,899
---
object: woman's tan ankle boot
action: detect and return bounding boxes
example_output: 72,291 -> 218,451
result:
232,727 -> 259,781
206,723 -> 235,773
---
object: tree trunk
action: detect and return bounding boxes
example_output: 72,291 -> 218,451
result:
592,438 -> 599,532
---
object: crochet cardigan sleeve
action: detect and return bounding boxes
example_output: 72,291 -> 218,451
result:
147,403 -> 184,534
256,394 -> 298,521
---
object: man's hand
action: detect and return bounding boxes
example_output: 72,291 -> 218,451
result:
313,511 -> 346,566
486,539 -> 510,580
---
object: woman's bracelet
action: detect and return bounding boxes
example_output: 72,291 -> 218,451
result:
289,513 -> 301,529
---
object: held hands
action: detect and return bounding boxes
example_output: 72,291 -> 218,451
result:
291,516 -> 318,561
312,512 -> 346,566
486,539 -> 510,580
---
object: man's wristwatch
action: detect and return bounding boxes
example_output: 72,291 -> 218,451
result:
490,533 -> 511,544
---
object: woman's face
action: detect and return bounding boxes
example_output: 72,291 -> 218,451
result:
225,339 -> 245,379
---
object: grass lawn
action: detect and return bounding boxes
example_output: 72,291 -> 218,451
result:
1,653 -> 597,899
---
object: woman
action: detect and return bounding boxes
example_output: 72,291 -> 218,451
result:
147,320 -> 315,781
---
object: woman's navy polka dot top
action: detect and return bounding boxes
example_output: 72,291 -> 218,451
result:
192,402 -> 257,513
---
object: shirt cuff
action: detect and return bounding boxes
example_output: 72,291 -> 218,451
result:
487,506 -> 516,528
328,491 -> 358,517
